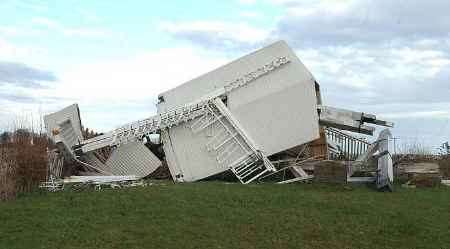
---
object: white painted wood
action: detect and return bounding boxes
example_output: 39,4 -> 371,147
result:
44,104 -> 83,149
63,175 -> 138,183
277,175 -> 313,184
376,129 -> 394,190
158,41 -> 320,156
347,177 -> 376,183
105,141 -> 161,177
159,41 -> 320,182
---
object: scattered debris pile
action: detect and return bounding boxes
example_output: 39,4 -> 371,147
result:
396,159 -> 449,188
42,41 -> 396,191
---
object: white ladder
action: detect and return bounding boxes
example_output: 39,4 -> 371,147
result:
191,98 -> 275,184
111,100 -> 210,146
231,153 -> 275,184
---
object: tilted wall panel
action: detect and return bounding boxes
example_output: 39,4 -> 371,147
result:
105,141 -> 161,177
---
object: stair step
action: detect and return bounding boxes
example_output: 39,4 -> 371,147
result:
212,132 -> 237,151
239,164 -> 262,179
217,144 -> 241,164
236,160 -> 258,175
232,153 -> 257,171
198,98 -> 276,184
206,129 -> 227,151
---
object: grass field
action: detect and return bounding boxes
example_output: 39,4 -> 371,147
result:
0,182 -> 449,249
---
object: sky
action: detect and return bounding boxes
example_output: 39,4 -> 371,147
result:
1,0 -> 450,152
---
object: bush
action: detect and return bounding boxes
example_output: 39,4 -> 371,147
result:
0,130 -> 48,201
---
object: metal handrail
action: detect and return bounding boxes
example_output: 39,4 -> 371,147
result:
325,127 -> 370,160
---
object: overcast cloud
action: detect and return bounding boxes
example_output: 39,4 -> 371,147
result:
1,0 -> 450,149
159,0 -> 450,148
273,0 -> 450,47
0,61 -> 57,88
164,0 -> 450,109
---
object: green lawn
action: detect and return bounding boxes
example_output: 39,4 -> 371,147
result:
1,182 -> 449,249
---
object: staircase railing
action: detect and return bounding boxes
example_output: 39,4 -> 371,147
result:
325,127 -> 370,160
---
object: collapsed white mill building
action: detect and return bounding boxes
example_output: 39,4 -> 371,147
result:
44,41 -> 394,189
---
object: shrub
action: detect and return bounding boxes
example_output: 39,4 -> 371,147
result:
0,130 -> 48,201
